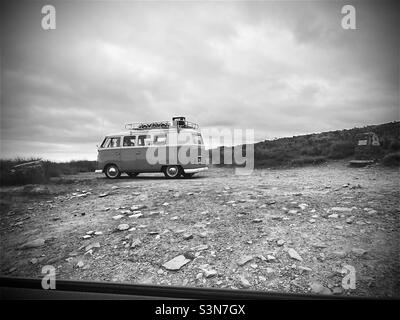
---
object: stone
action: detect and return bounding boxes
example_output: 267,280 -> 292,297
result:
277,239 -> 285,246
117,224 -> 130,231
288,248 -> 303,261
162,255 -> 191,271
203,269 -> 218,278
30,258 -> 38,264
310,282 -> 332,295
20,238 -> 45,250
94,231 -> 103,236
194,245 -> 209,251
130,239 -> 142,249
183,233 -> 194,240
299,203 -> 308,210
328,213 -> 339,218
112,215 -> 124,220
183,251 -> 196,260
332,251 -> 347,258
266,255 -> 276,262
239,276 -> 251,289
99,193 -> 108,198
252,219 -> 262,223
85,242 -> 100,251
331,207 -> 353,212
332,287 -> 343,295
266,267 -> 274,274
237,255 -> 253,266
346,217 -> 355,224
76,261 -> 84,268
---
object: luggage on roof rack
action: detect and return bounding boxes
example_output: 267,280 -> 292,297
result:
125,117 -> 199,131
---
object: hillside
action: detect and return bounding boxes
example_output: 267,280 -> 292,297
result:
212,121 -> 400,168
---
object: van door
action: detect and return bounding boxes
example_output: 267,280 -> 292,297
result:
120,135 -> 138,172
98,136 -> 122,168
135,134 -> 153,171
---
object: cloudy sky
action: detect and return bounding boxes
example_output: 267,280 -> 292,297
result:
1,0 -> 398,161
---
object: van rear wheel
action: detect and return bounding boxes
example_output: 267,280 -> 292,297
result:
105,164 -> 121,179
163,165 -> 181,179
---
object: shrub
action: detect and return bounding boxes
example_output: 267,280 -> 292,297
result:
0,158 -> 97,186
329,141 -> 355,159
389,140 -> 400,152
382,152 -> 400,167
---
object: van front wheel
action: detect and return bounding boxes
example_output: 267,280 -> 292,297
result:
105,164 -> 121,179
163,165 -> 181,179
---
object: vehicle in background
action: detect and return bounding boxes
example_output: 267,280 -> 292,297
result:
96,117 -> 208,179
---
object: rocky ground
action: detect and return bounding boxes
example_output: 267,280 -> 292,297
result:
1,161 -> 399,298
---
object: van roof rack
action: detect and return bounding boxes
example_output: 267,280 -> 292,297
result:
125,117 -> 199,131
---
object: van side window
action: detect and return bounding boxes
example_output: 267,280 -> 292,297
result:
138,135 -> 152,146
153,134 -> 167,145
103,137 -> 121,148
123,136 -> 136,147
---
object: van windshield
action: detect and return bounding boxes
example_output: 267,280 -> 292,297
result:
101,137 -> 121,148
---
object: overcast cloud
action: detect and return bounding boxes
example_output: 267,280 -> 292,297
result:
1,0 -> 398,161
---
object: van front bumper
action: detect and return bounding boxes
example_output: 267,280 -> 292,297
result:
95,169 -> 103,174
183,167 -> 208,174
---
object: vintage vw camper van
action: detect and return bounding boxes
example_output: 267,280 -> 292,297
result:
96,117 -> 208,179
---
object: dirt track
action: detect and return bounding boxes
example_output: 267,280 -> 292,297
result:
1,161 -> 399,297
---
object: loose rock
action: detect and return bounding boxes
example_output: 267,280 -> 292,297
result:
162,255 -> 191,271
288,248 -> 303,261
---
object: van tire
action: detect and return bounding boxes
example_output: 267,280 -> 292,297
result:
163,165 -> 182,179
105,164 -> 121,179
